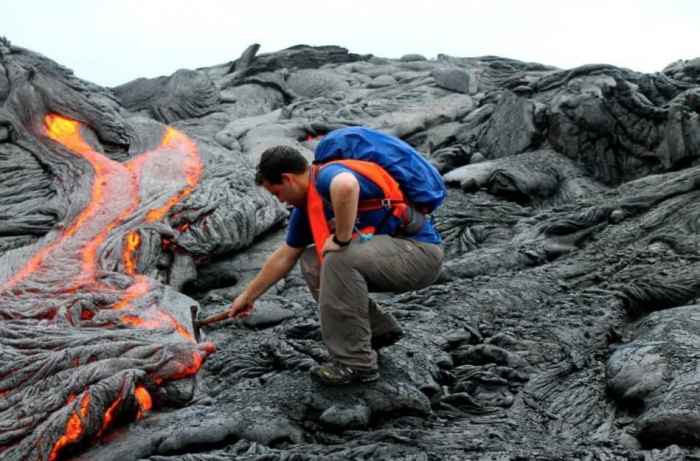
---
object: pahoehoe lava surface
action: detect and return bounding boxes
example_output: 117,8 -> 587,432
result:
2,37 -> 700,460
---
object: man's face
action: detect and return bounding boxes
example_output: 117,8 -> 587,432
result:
263,174 -> 305,208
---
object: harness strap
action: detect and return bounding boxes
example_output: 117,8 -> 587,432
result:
307,166 -> 331,262
306,160 -> 408,263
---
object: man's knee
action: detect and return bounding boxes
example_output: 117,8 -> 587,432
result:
323,247 -> 359,273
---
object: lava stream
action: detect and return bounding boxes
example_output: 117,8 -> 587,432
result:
0,114 -> 211,460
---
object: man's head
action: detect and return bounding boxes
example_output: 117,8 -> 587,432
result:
255,145 -> 310,208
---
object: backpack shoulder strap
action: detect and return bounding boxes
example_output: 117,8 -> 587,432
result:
320,159 -> 405,208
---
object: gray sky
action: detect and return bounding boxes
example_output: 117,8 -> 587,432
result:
4,0 -> 699,87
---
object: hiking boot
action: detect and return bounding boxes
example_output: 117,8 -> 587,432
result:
371,327 -> 405,350
311,361 -> 379,386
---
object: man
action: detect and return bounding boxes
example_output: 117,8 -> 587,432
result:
226,139 -> 443,385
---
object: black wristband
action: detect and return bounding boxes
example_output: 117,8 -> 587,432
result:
332,234 -> 351,247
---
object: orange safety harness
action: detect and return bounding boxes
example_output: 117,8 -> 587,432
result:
307,159 -> 410,262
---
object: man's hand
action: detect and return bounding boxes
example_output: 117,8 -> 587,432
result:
322,235 -> 348,255
227,294 -> 255,319
221,243 -> 304,321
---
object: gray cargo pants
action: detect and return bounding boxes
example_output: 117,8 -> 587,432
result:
300,235 -> 443,371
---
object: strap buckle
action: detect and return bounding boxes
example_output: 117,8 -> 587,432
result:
380,198 -> 392,209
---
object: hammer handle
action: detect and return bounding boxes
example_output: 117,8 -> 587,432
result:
197,303 -> 252,327
197,311 -> 232,327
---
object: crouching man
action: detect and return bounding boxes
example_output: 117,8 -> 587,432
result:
227,138 -> 443,385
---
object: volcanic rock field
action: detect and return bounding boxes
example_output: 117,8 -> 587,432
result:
2,38 -> 700,460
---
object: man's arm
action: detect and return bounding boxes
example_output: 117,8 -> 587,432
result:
327,172 -> 359,244
227,243 -> 305,317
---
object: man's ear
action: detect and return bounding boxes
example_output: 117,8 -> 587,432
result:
281,172 -> 298,186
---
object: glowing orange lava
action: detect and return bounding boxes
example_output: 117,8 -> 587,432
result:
5,114 -> 202,306
113,276 -> 151,310
120,314 -> 165,329
49,393 -> 90,461
123,231 -> 141,275
173,351 -> 205,380
3,114 -> 211,458
1,115 -> 140,290
45,114 -> 91,154
119,309 -> 194,342
143,128 -> 202,223
134,386 -> 152,419
27,114 -> 200,344
98,396 -> 123,437
173,320 -> 195,342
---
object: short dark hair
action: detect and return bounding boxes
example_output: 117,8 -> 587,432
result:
255,145 -> 308,185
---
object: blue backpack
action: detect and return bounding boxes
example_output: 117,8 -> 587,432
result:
314,127 -> 446,213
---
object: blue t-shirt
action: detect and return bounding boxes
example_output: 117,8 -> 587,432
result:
286,164 -> 442,248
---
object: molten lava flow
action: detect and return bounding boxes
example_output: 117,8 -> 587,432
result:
120,127 -> 202,268
142,127 -> 203,223
44,114 -> 92,154
0,114 -> 213,458
47,116 -> 141,288
98,396 -> 123,437
123,231 -> 141,275
31,114 -> 200,343
120,309 -> 195,342
112,276 -> 151,310
173,319 -> 195,341
161,309 -> 195,342
112,275 -> 195,341
134,386 -> 152,420
120,314 -> 167,330
5,114 -> 203,312
1,115 -> 140,291
173,350 -> 206,380
49,393 -> 91,461
151,343 -> 216,386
